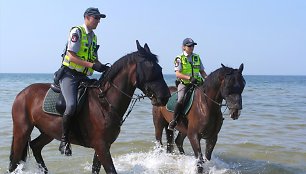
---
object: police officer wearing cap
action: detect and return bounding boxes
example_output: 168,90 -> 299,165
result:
58,7 -> 108,156
168,38 -> 208,131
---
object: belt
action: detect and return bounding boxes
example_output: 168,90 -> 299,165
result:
63,66 -> 86,77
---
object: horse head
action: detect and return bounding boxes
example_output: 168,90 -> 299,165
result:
135,40 -> 170,106
220,63 -> 246,120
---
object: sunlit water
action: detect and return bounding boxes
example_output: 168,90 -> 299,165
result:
0,74 -> 305,174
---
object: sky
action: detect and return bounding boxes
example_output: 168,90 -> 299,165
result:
0,0 -> 305,75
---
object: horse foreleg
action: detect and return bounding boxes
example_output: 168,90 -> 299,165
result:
92,152 -> 101,174
175,132 -> 186,154
205,135 -> 218,161
165,128 -> 174,153
30,133 -> 54,173
152,107 -> 168,148
188,134 -> 205,173
154,122 -> 164,148
94,142 -> 117,174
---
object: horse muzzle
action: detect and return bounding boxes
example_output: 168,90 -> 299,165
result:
143,80 -> 170,106
229,109 -> 241,120
225,94 -> 242,120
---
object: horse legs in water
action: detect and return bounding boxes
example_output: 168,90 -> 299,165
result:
93,141 -> 117,174
9,126 -> 33,172
30,133 -> 54,173
188,134 -> 205,173
205,136 -> 218,161
92,152 -> 101,174
165,128 -> 175,153
152,107 -> 170,150
175,132 -> 186,154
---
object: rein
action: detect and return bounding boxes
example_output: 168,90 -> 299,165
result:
109,81 -> 146,100
195,84 -> 227,107
175,84 -> 227,107
96,80 -> 147,125
108,81 -> 147,125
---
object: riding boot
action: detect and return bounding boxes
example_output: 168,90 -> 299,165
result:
168,102 -> 183,131
51,67 -> 64,92
59,114 -> 72,156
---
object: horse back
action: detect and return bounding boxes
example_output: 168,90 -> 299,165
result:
12,83 -> 50,123
14,83 -> 50,102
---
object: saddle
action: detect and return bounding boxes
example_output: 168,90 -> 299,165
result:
42,80 -> 96,116
166,85 -> 195,117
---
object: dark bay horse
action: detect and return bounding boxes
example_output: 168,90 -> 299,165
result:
9,40 -> 171,174
152,64 -> 245,173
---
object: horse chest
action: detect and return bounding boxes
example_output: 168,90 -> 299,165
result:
198,115 -> 222,138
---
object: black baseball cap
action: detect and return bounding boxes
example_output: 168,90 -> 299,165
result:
183,38 -> 197,46
84,7 -> 106,18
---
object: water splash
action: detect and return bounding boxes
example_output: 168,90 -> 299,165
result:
110,145 -> 232,174
7,161 -> 45,174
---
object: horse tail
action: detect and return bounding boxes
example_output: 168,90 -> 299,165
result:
21,137 -> 31,161
9,135 -> 31,170
9,136 -> 14,163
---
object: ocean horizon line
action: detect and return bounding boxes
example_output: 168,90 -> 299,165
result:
1,72 -> 306,77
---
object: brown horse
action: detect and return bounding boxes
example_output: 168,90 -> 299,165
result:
152,64 -> 245,173
9,40 -> 171,174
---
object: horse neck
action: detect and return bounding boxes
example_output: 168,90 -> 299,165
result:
105,65 -> 137,116
201,78 -> 223,107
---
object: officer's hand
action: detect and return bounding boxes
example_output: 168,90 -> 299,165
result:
190,77 -> 198,84
92,62 -> 110,73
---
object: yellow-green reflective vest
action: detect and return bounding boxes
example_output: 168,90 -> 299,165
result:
175,53 -> 203,84
62,26 -> 97,76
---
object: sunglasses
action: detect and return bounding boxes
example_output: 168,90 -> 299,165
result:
186,45 -> 194,47
93,16 -> 101,20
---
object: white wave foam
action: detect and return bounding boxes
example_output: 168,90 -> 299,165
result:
8,145 -> 233,174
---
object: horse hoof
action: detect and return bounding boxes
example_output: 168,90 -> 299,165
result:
197,166 -> 204,173
64,148 -> 72,156
197,161 -> 205,173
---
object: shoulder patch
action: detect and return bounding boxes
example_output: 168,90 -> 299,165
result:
71,33 -> 79,42
174,58 -> 181,67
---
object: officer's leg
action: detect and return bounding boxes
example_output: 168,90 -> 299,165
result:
51,66 -> 65,91
59,74 -> 78,156
168,83 -> 185,131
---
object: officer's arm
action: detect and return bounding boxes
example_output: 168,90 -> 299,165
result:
67,51 -> 94,68
200,70 -> 208,79
175,70 -> 191,80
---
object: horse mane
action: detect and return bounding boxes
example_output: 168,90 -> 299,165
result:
98,50 -> 158,85
202,65 -> 234,90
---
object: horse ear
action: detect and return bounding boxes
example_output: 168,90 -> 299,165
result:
238,63 -> 244,73
136,40 -> 142,51
144,43 -> 151,53
221,63 -> 225,68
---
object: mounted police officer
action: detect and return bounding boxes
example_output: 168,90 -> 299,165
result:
57,7 -> 109,156
168,38 -> 208,131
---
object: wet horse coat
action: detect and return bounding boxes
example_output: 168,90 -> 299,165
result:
9,41 -> 170,174
152,64 -> 245,173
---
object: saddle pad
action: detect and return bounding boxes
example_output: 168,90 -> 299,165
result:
42,89 -> 61,116
166,90 -> 195,116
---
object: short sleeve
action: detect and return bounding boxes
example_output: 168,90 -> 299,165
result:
67,28 -> 81,53
174,57 -> 182,72
199,56 -> 205,70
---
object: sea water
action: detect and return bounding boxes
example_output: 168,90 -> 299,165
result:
0,74 -> 305,174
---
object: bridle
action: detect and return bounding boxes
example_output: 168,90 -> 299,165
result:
174,84 -> 226,107
196,85 -> 227,107
95,60 -> 157,125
